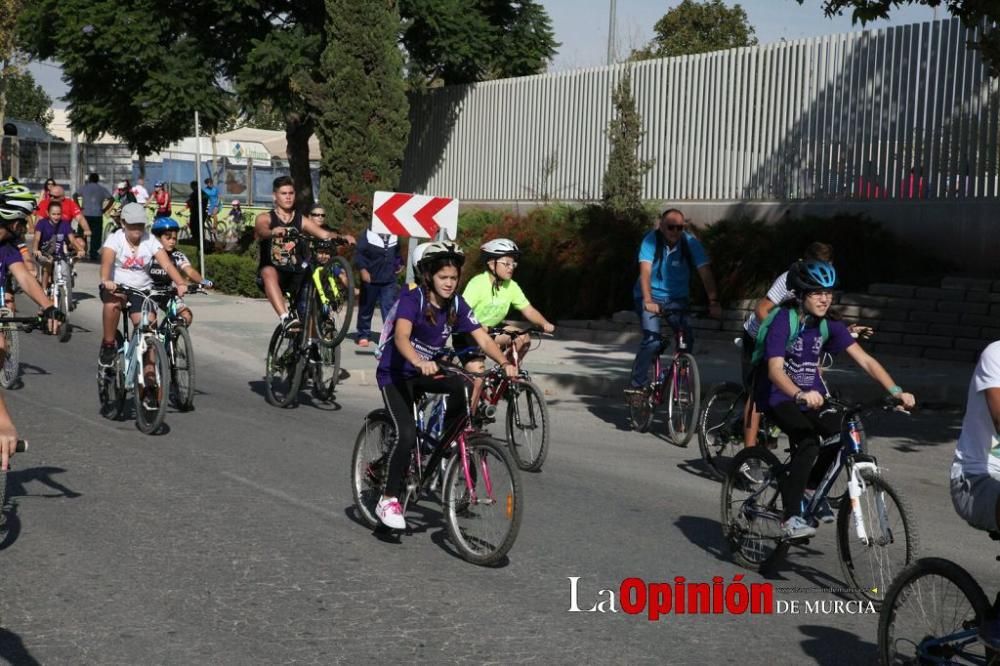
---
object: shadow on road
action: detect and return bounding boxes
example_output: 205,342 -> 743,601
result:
0,628 -> 41,666
1,466 -> 80,551
247,380 -> 344,412
798,624 -> 876,665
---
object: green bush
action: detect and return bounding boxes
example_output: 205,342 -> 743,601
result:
205,253 -> 260,297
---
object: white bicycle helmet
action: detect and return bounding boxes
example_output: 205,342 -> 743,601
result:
417,240 -> 465,271
411,242 -> 433,272
480,238 -> 520,259
0,181 -> 36,222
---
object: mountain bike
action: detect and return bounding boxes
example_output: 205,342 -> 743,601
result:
264,235 -> 352,406
879,532 -> 1000,665
36,249 -> 75,343
0,439 -> 29,529
626,308 -> 701,446
350,351 -> 523,566
720,396 -> 918,608
152,283 -> 205,411
96,285 -> 170,435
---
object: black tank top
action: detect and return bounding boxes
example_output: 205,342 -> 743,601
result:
259,210 -> 306,273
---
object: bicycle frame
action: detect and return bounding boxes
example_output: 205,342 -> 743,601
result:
115,287 -> 160,394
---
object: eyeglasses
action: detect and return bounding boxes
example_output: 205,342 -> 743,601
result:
808,290 -> 834,298
496,260 -> 517,269
665,224 -> 684,231
311,213 -> 326,218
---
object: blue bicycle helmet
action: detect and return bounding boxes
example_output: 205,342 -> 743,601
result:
151,217 -> 181,235
787,260 -> 837,295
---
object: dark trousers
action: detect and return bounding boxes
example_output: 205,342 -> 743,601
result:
766,401 -> 842,519
85,216 -> 104,260
356,281 -> 400,340
380,374 -> 467,497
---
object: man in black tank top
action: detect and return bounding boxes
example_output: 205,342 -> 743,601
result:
254,176 -> 355,330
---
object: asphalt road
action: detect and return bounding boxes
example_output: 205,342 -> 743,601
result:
0,287 -> 988,665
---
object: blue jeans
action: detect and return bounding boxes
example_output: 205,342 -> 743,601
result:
629,297 -> 694,388
356,281 -> 400,340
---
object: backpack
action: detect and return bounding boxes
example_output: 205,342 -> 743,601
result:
750,304 -> 829,366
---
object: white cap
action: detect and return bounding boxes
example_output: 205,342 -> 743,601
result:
120,203 -> 147,226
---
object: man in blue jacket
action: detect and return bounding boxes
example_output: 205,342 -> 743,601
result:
353,228 -> 402,347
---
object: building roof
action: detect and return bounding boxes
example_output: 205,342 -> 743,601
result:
2,117 -> 61,142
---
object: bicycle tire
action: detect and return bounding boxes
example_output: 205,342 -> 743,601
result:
350,411 -> 395,529
57,284 -> 72,343
312,341 -> 341,402
627,360 -> 658,433
667,352 -> 700,447
504,379 -> 550,472
98,332 -> 126,420
442,435 -> 522,566
720,445 -> 790,572
169,325 -> 196,411
836,468 -> 919,609
265,324 -> 304,407
316,256 -> 354,349
878,557 -> 993,666
0,323 -> 19,390
698,382 -> 746,481
134,335 -> 170,435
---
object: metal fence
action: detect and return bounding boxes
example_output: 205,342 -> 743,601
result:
400,17 -> 1000,202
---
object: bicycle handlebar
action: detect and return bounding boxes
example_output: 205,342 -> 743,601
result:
822,394 -> 906,415
15,440 -> 26,453
0,314 -> 46,332
487,325 -> 548,339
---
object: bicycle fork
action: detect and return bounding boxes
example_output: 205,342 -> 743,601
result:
846,461 -> 891,546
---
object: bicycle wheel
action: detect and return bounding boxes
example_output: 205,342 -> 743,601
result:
98,333 -> 126,419
350,411 -> 395,528
134,336 -> 170,435
504,379 -> 549,472
836,468 -> 919,608
698,382 -> 746,481
0,323 -> 19,389
443,436 -> 522,566
169,325 -> 196,411
57,284 -> 72,342
312,342 -> 342,402
667,352 -> 700,447
720,446 -> 790,572
265,324 -> 304,407
878,557 -> 993,666
627,360 -> 658,433
317,256 -> 354,349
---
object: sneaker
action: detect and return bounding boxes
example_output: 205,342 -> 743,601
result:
781,515 -> 817,540
375,497 -> 405,529
280,313 -> 301,334
814,498 -> 835,524
141,385 -> 159,411
98,344 -> 116,367
357,337 -> 370,348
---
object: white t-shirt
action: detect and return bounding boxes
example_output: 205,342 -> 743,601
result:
102,230 -> 163,289
952,341 -> 1000,479
744,270 -> 794,337
132,184 -> 150,204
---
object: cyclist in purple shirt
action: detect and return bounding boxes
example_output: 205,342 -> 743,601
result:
32,200 -> 78,291
755,260 -> 915,540
374,241 -> 516,530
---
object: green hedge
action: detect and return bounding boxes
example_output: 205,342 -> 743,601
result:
204,253 -> 259,297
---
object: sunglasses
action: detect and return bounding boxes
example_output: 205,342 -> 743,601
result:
311,213 -> 326,218
665,224 -> 684,231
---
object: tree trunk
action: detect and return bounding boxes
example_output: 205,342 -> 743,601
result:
285,112 -> 314,211
137,154 -> 146,179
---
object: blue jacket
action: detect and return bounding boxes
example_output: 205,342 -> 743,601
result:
354,230 -> 401,284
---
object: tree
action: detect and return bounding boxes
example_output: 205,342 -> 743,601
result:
602,68 -> 652,217
317,0 -> 409,229
631,0 -> 757,61
799,0 -> 1000,77
18,0 -> 230,173
0,0 -> 25,145
3,68 -> 53,129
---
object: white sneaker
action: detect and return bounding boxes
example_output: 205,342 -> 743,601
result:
375,497 -> 405,529
781,515 -> 817,539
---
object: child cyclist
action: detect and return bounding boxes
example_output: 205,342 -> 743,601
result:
754,260 -> 915,539
373,241 -> 517,530
148,217 -> 212,325
32,199 -> 79,292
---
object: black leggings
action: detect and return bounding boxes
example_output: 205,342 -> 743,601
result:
380,375 -> 467,498
767,401 -> 842,519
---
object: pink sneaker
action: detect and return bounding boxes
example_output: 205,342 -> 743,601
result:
375,497 -> 405,529
357,337 -> 370,348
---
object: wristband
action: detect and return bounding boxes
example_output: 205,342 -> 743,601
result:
794,390 -> 805,403
888,385 -> 903,396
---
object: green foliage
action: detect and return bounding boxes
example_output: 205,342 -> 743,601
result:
401,0 -> 557,87
318,0 -> 410,230
602,69 -> 652,218
17,0 -> 230,156
631,0 -> 757,61
2,67 -> 52,129
204,253 -> 259,297
799,0 -> 999,77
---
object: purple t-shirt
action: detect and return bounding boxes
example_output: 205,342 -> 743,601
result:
376,287 -> 480,388
0,242 -> 23,286
35,218 -> 74,256
758,308 -> 856,410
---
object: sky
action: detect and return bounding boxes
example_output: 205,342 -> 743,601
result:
28,0 -> 941,110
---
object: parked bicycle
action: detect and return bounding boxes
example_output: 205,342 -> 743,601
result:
351,350 -> 523,566
879,532 -> 1000,664
627,308 -> 701,446
264,234 -> 353,407
720,395 -> 918,608
35,249 -> 75,343
152,283 -> 205,411
96,285 -> 171,434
